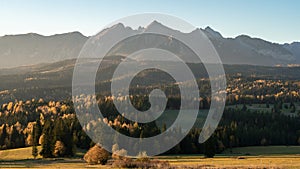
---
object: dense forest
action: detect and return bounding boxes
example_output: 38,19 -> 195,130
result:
0,95 -> 299,158
0,64 -> 300,157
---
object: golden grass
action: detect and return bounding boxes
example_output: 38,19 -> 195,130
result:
164,155 -> 300,169
1,146 -> 300,168
0,146 -> 42,160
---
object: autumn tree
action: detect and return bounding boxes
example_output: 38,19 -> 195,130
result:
83,144 -> 110,165
53,140 -> 66,157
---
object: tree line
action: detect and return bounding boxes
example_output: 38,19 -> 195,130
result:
0,97 -> 299,158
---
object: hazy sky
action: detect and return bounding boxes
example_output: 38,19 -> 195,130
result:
0,0 -> 299,43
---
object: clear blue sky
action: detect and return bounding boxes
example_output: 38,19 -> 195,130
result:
0,0 -> 299,43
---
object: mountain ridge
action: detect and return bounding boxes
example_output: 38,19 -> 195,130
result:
0,22 -> 299,68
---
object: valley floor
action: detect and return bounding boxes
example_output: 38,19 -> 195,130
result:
1,146 -> 300,169
1,156 -> 300,169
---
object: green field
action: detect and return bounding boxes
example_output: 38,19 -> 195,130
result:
222,146 -> 300,155
155,109 -> 208,129
1,146 -> 300,168
157,103 -> 300,130
226,103 -> 300,117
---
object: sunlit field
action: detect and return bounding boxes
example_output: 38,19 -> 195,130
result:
1,146 -> 300,169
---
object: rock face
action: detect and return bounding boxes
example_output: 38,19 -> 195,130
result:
0,22 -> 299,68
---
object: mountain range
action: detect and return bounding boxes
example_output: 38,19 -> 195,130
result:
0,21 -> 299,68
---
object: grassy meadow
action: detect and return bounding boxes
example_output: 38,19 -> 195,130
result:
1,146 -> 300,168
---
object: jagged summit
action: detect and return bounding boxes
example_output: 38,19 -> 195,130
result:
111,23 -> 125,29
146,20 -> 164,27
203,26 -> 223,39
145,20 -> 175,32
0,22 -> 299,68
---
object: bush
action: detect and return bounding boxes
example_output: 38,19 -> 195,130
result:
112,158 -> 171,169
83,144 -> 110,165
112,151 -> 171,169
53,140 -> 66,157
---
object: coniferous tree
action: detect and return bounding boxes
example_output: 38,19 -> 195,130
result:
203,134 -> 217,158
0,124 -> 7,147
34,120 -> 42,145
40,120 -> 54,158
241,104 -> 247,111
9,126 -> 20,148
32,124 -> 38,159
53,118 -> 74,157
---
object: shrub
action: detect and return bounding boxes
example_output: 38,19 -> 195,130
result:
113,158 -> 171,169
83,144 -> 110,165
53,140 -> 66,157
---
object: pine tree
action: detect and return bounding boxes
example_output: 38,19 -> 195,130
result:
203,135 -> 217,158
53,118 -> 64,142
40,120 -> 53,158
290,102 -> 296,113
53,118 -> 74,157
32,124 -> 38,159
9,126 -> 19,148
34,120 -> 42,144
0,124 -> 7,146
241,104 -> 247,111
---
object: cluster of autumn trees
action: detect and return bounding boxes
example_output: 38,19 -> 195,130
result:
0,96 -> 299,159
226,77 -> 300,106
0,99 -> 91,158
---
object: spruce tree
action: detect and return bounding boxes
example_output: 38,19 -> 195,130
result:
40,120 -> 53,158
0,124 -> 7,147
34,120 -> 42,144
203,135 -> 217,158
32,124 -> 38,159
